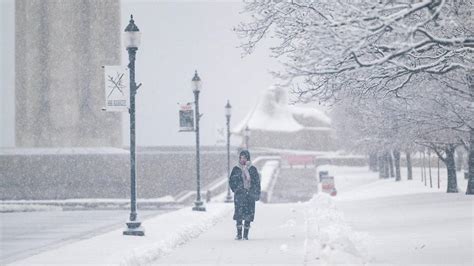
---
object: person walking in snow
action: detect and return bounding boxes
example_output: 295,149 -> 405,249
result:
229,150 -> 261,240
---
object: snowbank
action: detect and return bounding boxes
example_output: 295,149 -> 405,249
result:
0,204 -> 62,213
0,147 -> 128,155
305,194 -> 371,265
120,204 -> 232,266
1,196 -> 176,212
2,196 -> 176,205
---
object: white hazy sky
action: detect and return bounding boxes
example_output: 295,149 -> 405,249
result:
121,0 -> 281,146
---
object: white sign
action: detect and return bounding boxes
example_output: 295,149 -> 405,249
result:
103,66 -> 129,112
178,103 -> 195,132
215,125 -> 226,145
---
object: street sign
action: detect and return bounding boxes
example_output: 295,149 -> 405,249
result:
103,66 -> 129,112
179,103 -> 194,132
320,175 -> 337,196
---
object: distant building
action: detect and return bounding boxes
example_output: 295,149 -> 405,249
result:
233,86 -> 334,151
15,0 -> 122,147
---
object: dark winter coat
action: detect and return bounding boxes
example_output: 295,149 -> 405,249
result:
229,165 -> 261,222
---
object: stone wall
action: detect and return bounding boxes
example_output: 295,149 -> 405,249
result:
0,147 -> 243,200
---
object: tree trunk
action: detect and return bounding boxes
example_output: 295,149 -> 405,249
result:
388,151 -> 395,178
378,154 -> 386,179
428,150 -> 433,188
369,153 -> 378,172
456,150 -> 463,171
437,157 -> 440,189
394,150 -> 401,181
406,152 -> 413,180
422,151 -> 427,185
420,152 -> 424,183
445,145 -> 458,193
466,128 -> 474,195
384,152 -> 390,179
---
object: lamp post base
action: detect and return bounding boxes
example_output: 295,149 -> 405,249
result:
123,221 -> 145,236
192,200 -> 206,211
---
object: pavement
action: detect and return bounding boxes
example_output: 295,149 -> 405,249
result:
152,202 -> 312,265
0,210 -> 170,264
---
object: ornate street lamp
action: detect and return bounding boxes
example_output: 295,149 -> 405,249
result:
192,71 -> 206,211
244,125 -> 251,150
123,15 -> 144,236
224,100 -> 233,203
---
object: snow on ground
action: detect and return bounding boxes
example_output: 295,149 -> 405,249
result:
0,147 -> 129,155
2,196 -> 176,205
324,166 -> 470,201
337,192 -> 473,266
304,194 -> 371,265
0,204 -> 63,213
153,194 -> 370,265
326,166 -> 473,266
9,165 -> 473,265
1,196 -> 176,212
11,204 -> 232,265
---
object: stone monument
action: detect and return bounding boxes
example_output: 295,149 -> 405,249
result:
15,0 -> 122,147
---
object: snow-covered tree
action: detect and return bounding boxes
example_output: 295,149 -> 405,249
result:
236,0 -> 473,101
237,0 -> 474,194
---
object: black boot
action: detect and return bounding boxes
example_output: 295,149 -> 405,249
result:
235,225 -> 242,240
243,226 -> 250,240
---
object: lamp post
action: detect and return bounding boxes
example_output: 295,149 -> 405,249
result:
123,15 -> 144,236
192,71 -> 206,212
224,100 -> 233,203
244,125 -> 251,150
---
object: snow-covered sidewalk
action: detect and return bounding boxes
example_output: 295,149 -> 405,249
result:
10,196 -> 367,265
152,196 -> 368,266
11,204 -> 233,265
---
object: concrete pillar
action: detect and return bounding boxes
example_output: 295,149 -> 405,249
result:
15,0 -> 122,147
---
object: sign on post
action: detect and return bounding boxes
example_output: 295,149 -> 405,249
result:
320,175 -> 337,196
215,125 -> 225,145
179,103 -> 195,132
103,66 -> 129,112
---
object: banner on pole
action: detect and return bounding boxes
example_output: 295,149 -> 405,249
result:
178,103 -> 195,132
215,125 -> 225,146
103,66 -> 129,112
